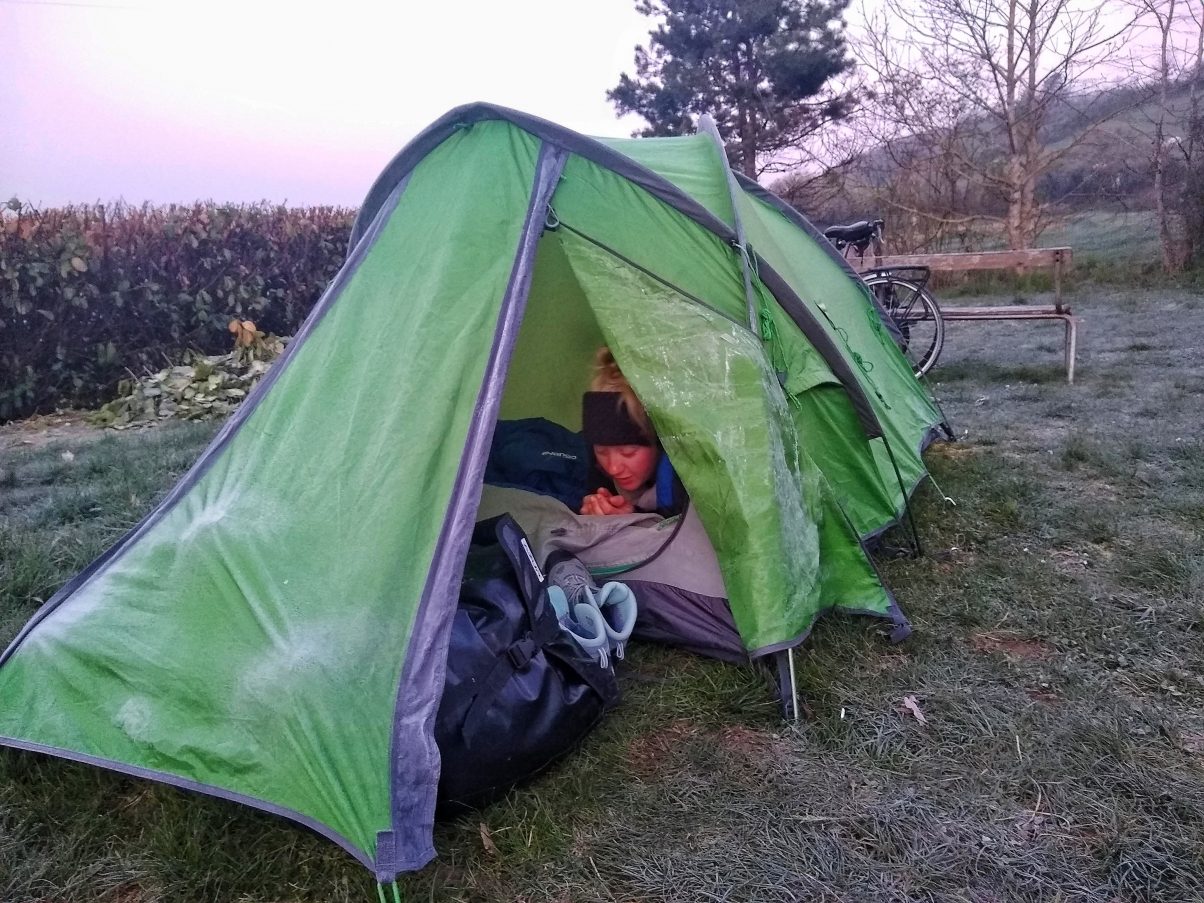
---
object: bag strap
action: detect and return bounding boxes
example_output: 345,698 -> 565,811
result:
461,515 -> 560,743
492,515 -> 560,644
461,632 -> 542,745
494,516 -> 619,704
541,642 -> 620,702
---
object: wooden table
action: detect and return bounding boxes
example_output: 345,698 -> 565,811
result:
855,248 -> 1080,383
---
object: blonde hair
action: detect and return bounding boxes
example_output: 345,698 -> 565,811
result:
590,347 -> 653,440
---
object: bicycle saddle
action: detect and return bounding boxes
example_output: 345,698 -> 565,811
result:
823,220 -> 878,245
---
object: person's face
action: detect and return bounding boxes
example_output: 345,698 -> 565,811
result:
594,444 -> 658,492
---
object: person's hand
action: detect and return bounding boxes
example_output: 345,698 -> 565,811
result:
580,488 -> 635,516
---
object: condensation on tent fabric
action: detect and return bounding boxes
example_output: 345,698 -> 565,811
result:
28,477 -> 283,646
21,466 -> 384,750
558,231 -> 824,651
114,696 -> 154,743
233,614 -> 380,706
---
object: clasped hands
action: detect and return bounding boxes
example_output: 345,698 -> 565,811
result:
580,487 -> 635,516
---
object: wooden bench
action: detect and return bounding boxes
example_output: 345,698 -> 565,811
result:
855,248 -> 1079,383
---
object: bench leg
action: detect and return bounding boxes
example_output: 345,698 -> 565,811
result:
1064,317 -> 1078,384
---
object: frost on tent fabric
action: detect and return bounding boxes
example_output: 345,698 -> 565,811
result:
0,104 -> 947,881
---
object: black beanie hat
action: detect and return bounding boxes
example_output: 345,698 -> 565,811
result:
581,391 -> 653,446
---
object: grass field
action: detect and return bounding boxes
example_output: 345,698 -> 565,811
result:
1040,211 -> 1160,264
2,284 -> 1203,902
907,209 -> 1167,299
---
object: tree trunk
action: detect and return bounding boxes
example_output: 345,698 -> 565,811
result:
736,98 -> 758,179
1184,1 -> 1204,266
1017,0 -> 1042,249
1005,157 -> 1026,250
1154,0 -> 1181,271
740,114 -> 758,179
729,47 -> 758,180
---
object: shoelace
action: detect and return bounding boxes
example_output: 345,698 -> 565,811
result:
555,570 -> 596,606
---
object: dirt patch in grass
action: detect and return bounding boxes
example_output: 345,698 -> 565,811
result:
715,724 -> 786,758
0,410 -> 105,452
624,720 -> 699,779
926,442 -> 983,460
970,631 -> 1055,660
624,722 -> 787,780
106,882 -> 158,903
1050,548 -> 1092,574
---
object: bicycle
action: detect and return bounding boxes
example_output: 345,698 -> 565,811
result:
822,218 -> 945,377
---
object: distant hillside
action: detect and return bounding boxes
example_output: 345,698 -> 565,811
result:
781,76 -> 1194,256
1038,77 -> 1201,205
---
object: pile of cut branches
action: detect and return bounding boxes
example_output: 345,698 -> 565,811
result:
89,320 -> 287,428
1,199 -> 350,421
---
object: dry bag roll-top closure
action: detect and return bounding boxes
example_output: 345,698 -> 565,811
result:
435,515 -> 622,810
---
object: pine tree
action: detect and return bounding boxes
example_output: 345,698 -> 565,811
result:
608,0 -> 855,179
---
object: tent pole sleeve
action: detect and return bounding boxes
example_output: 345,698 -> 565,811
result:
787,648 -> 800,722
695,114 -> 886,438
774,651 -> 801,720
697,114 -> 761,339
375,143 -> 568,881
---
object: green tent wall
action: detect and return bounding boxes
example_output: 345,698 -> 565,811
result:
0,104 -> 948,879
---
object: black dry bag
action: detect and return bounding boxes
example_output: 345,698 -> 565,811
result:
435,514 -> 621,810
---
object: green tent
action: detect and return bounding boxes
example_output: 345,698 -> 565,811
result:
0,104 -> 948,879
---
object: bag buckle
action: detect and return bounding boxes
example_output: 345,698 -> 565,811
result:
507,635 -> 538,670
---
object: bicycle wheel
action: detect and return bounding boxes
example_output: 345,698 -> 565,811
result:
863,274 -> 945,377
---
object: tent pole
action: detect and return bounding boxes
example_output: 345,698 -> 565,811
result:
697,113 -> 761,338
787,648 -> 800,723
775,649 -> 801,720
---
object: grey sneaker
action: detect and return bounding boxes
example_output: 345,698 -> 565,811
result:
545,550 -> 600,608
545,551 -> 638,660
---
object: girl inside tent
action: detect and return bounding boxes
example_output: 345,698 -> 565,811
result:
579,347 -> 686,519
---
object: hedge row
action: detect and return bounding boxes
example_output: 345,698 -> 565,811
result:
0,200 -> 355,422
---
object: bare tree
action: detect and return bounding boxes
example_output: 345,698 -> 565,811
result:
1129,0 -> 1188,268
838,20 -> 1002,250
859,0 -> 1134,249
769,69 -> 889,214
1121,0 -> 1204,269
1150,0 -> 1182,267
1181,2 -> 1204,263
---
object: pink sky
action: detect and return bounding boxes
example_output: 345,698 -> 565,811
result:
3,0 -> 654,207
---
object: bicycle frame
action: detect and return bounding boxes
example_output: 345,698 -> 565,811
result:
823,217 -> 945,378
